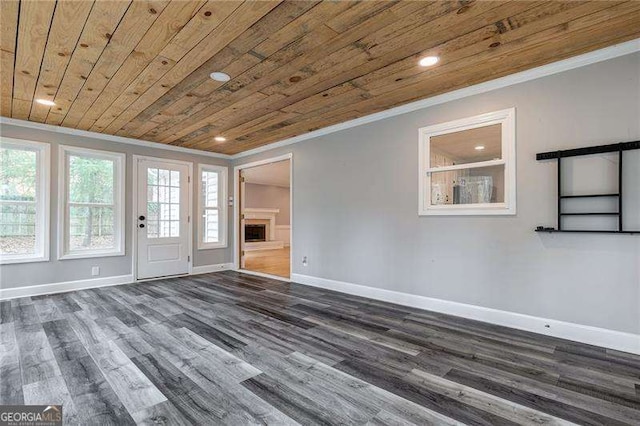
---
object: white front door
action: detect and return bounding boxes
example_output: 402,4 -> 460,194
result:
136,158 -> 190,280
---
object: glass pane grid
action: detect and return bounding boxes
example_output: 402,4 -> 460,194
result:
148,168 -> 180,238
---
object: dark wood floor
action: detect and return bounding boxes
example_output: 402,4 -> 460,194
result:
1,271 -> 639,425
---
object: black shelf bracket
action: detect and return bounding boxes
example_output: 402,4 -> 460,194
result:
536,140 -> 639,235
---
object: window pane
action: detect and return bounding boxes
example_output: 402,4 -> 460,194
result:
1,146 -> 39,257
0,147 -> 37,201
69,205 -> 115,250
69,155 -> 114,203
204,208 -> 219,243
202,171 -> 219,208
430,124 -> 502,168
0,202 -> 36,255
430,165 -> 505,205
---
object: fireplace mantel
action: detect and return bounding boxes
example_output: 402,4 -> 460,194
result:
243,208 -> 280,241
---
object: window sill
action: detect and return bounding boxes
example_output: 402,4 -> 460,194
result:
419,203 -> 516,216
198,242 -> 228,250
58,250 -> 125,261
0,255 -> 49,265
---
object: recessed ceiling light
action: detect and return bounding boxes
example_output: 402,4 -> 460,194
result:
418,56 -> 439,67
210,72 -> 230,82
475,145 -> 485,151
214,136 -> 226,142
36,99 -> 55,106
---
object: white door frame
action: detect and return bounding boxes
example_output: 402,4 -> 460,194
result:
233,153 -> 293,282
132,155 -> 194,281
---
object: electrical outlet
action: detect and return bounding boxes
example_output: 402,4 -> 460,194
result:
91,266 -> 100,276
302,256 -> 308,266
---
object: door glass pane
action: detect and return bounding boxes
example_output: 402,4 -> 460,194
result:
430,165 -> 505,205
147,167 -> 180,239
430,124 -> 502,168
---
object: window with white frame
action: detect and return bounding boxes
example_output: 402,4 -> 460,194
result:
198,164 -> 227,249
419,108 -> 516,215
59,146 -> 125,259
0,138 -> 50,264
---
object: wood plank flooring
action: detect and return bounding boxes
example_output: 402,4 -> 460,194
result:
244,247 -> 291,279
1,271 -> 639,425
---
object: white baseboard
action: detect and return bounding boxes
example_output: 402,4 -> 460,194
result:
0,263 -> 235,300
236,268 -> 291,282
291,273 -> 640,355
0,274 -> 134,300
191,262 -> 234,275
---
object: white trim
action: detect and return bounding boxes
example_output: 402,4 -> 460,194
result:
0,274 -> 134,300
418,108 -> 516,216
233,38 -> 640,159
132,155 -> 194,280
291,273 -> 640,355
197,163 -> 228,250
234,153 -> 293,281
58,145 -> 126,260
191,262 -> 234,275
0,117 -> 231,159
0,137 -> 50,264
235,267 -> 291,282
0,263 -> 232,300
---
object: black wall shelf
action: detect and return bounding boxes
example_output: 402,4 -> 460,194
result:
535,140 -> 640,235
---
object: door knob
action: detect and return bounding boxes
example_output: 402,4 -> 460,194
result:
139,223 -> 145,228
139,215 -> 145,220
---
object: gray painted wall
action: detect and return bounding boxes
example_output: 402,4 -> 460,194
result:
245,183 -> 291,225
235,52 -> 640,334
0,125 -> 233,289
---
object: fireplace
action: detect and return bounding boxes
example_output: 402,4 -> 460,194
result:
245,224 -> 266,242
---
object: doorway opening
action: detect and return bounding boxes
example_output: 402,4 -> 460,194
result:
235,155 -> 292,280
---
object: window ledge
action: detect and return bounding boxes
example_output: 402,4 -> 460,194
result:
198,242 -> 228,250
58,250 -> 125,261
0,255 -> 49,265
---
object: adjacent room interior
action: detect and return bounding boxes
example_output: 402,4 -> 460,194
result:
1,1 -> 639,425
238,158 -> 291,279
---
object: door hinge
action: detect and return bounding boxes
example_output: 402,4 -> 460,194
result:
188,176 -> 191,183
241,214 -> 245,220
188,255 -> 191,262
188,215 -> 190,223
241,176 -> 245,183
241,251 -> 245,256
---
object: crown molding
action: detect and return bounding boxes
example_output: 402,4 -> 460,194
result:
232,38 -> 640,159
0,117 -> 232,160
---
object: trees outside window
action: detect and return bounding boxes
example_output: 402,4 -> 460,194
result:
0,138 -> 50,264
59,146 -> 124,259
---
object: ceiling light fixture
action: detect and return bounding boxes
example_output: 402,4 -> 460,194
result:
214,136 -> 226,142
418,56 -> 439,67
36,99 -> 55,106
210,72 -> 230,82
475,145 -> 485,151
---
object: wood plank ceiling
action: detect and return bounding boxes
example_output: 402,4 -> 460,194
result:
1,1 -> 639,155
